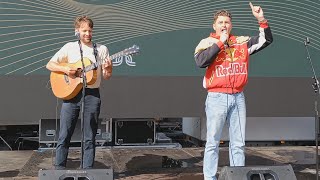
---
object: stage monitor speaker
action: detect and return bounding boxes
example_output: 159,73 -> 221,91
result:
219,164 -> 297,180
38,169 -> 113,180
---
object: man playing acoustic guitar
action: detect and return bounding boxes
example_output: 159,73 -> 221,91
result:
46,15 -> 112,169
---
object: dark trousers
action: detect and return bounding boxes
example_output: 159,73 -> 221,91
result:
55,88 -> 101,169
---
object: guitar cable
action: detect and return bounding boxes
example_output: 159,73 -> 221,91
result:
50,97 -> 59,168
46,78 -> 60,168
45,79 -> 56,168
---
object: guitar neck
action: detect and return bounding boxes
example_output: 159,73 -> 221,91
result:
84,51 -> 125,72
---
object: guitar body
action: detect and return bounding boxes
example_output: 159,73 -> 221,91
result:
50,58 -> 98,100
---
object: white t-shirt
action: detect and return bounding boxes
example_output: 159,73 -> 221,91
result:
50,41 -> 109,88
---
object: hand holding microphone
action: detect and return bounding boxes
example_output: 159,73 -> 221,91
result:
220,29 -> 229,46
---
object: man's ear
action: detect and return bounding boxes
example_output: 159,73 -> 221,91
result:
212,24 -> 216,31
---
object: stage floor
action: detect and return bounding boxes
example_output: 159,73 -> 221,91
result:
0,146 -> 317,179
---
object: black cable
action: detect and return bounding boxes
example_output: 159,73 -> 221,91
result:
231,43 -> 245,167
223,43 -> 235,166
51,97 -> 59,168
46,79 -> 59,168
224,41 -> 245,167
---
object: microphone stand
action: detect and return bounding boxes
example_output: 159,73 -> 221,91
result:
304,37 -> 320,180
78,40 -> 87,169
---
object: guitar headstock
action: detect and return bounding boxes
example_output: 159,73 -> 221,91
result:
110,45 -> 140,61
122,44 -> 140,56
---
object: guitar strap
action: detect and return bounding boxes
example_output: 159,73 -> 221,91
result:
78,40 -> 99,70
93,42 -> 98,70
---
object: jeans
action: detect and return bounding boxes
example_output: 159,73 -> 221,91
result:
203,92 -> 246,180
55,88 -> 101,169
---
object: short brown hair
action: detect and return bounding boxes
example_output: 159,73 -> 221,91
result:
213,10 -> 232,23
74,16 -> 93,28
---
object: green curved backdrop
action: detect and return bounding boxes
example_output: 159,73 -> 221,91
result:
1,0 -> 319,77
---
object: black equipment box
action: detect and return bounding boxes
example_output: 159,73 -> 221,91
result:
112,118 -> 156,145
39,118 -> 111,144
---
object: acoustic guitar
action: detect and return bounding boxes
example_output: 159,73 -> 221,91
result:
50,45 -> 139,100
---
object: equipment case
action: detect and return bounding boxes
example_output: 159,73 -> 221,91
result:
112,118 -> 156,145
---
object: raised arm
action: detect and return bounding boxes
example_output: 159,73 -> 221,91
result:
247,2 -> 273,55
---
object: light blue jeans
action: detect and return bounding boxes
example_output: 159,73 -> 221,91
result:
203,92 -> 246,180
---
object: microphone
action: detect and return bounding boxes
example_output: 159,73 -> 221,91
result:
304,37 -> 310,46
225,41 -> 230,48
75,31 -> 80,39
221,30 -> 229,48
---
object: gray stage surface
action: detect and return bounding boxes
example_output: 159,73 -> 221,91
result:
0,146 -> 317,179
